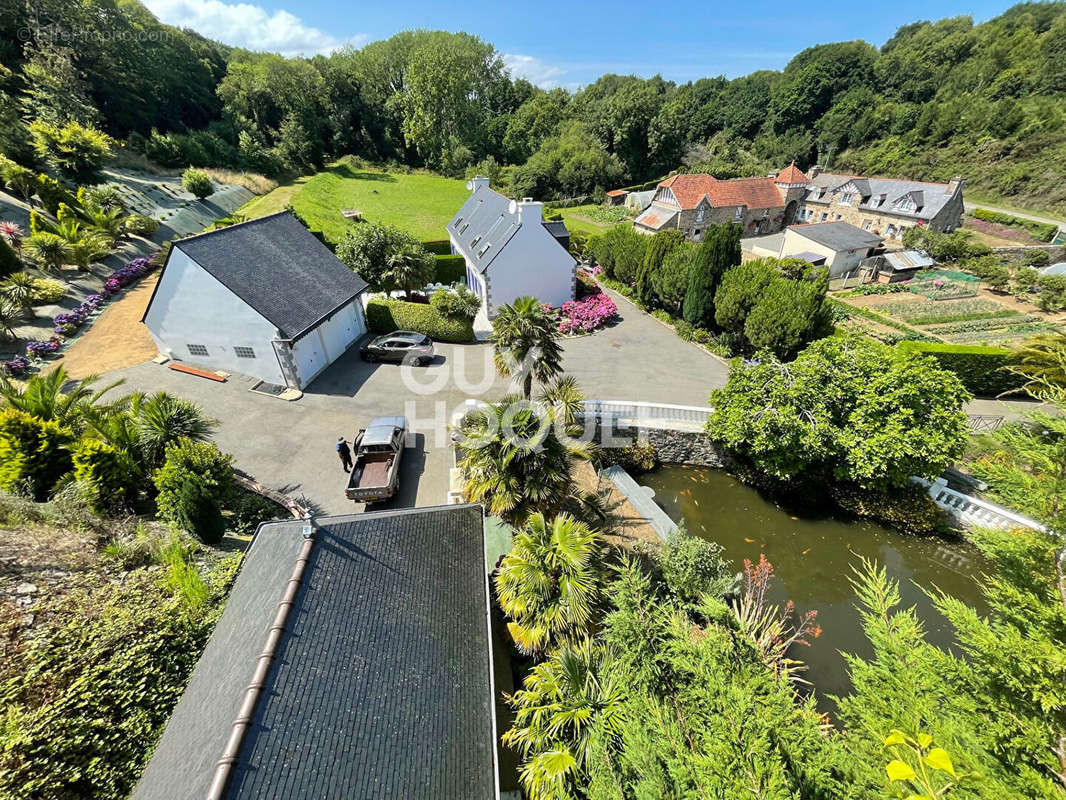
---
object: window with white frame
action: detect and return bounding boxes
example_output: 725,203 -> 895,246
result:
819,212 -> 828,222
840,192 -> 855,205
187,344 -> 208,356
234,346 -> 256,359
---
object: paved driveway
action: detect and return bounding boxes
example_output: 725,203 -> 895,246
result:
106,294 -> 728,514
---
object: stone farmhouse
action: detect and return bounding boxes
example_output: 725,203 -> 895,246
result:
634,165 -> 808,241
796,167 -> 965,241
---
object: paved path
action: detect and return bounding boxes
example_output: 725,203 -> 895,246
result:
562,286 -> 731,406
101,286 -> 730,514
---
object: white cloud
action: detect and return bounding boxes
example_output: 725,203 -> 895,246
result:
144,0 -> 367,57
502,53 -> 569,89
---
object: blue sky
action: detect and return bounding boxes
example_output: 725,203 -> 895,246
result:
145,0 -> 1019,88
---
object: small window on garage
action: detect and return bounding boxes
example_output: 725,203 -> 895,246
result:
234,346 -> 256,359
187,344 -> 208,356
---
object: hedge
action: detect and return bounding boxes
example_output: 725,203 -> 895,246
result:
422,239 -> 452,255
971,208 -> 1058,242
366,298 -> 475,343
434,254 -> 466,284
0,237 -> 18,278
897,341 -> 1025,396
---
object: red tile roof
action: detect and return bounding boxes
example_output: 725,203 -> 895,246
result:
659,173 -> 785,210
775,162 -> 808,184
605,189 -> 628,196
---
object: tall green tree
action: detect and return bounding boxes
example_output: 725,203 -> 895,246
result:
634,229 -> 684,307
682,223 -> 740,328
707,334 -> 970,488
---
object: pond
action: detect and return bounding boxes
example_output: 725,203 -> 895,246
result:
641,465 -> 989,712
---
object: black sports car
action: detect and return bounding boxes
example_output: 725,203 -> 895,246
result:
359,331 -> 435,365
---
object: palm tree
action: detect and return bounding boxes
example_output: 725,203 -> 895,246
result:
0,298 -> 18,341
493,296 -> 563,398
55,220 -> 111,271
0,366 -> 123,432
86,205 -> 124,244
23,233 -> 73,275
457,395 -> 597,524
503,638 -> 625,800
1,272 -> 37,318
385,242 -> 435,299
1010,331 -> 1066,397
0,222 -> 25,267
495,512 -> 604,656
129,391 -> 216,468
538,375 -> 586,427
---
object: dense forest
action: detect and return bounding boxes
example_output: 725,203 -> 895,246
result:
2,1 -> 1066,211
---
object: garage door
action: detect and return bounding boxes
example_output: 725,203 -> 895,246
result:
293,335 -> 327,388
318,301 -> 365,362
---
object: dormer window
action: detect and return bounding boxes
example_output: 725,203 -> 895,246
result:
459,222 -> 469,234
840,192 -> 855,206
470,234 -> 482,248
477,242 -> 491,258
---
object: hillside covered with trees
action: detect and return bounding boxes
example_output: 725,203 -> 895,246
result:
3,1 -> 1066,212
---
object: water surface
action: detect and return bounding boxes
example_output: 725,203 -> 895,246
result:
641,465 -> 989,709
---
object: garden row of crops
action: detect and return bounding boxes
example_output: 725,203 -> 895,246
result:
906,269 -> 980,300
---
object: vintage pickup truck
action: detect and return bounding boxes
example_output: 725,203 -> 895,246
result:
345,416 -> 407,503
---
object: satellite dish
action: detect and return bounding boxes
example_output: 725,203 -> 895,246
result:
466,180 -> 473,191
508,199 -> 518,215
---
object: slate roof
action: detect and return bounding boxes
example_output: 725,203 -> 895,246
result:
789,221 -> 883,252
133,505 -> 496,800
542,220 -> 570,244
152,212 -> 369,339
445,186 -> 520,273
804,172 -> 961,221
656,173 -> 785,210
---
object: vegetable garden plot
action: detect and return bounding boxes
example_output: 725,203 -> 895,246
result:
907,269 -> 980,300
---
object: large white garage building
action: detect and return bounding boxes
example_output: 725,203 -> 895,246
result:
142,211 -> 369,390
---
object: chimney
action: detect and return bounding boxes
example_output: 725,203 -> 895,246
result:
946,176 -> 965,196
517,197 -> 541,224
468,175 -> 490,193
809,165 -> 822,179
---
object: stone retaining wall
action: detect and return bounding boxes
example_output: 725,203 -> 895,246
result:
597,419 -> 730,467
991,244 -> 1065,262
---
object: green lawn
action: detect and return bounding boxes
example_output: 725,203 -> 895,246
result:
555,204 -> 632,237
240,159 -> 470,243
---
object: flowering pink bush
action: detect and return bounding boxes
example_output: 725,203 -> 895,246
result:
557,292 -> 617,334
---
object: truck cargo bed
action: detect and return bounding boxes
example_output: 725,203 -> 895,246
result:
353,458 -> 392,488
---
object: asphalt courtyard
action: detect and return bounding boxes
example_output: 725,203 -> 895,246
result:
107,298 -> 731,515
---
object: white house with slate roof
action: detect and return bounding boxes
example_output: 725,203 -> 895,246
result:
446,177 -> 576,319
142,211 -> 369,390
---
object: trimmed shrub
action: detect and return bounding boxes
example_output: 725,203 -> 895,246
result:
0,409 -> 74,501
897,341 -> 1024,396
181,168 -> 213,200
655,531 -> 736,605
1023,249 -> 1051,267
365,297 -> 475,343
174,477 -> 226,544
422,239 -> 452,255
153,439 -> 234,524
226,490 -> 284,536
124,213 -> 159,237
30,277 -> 67,305
35,174 -> 78,216
72,439 -> 132,514
434,254 -> 466,284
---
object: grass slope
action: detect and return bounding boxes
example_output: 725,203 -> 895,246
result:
241,159 -> 469,243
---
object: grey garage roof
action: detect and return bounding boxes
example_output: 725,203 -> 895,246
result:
133,504 -> 496,800
154,212 -> 369,339
789,221 -> 883,252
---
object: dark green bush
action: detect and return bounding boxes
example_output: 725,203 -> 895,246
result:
896,341 -> 1024,396
430,286 -> 480,320
655,531 -> 737,605
153,439 -> 234,524
226,490 -> 285,536
0,237 -> 18,277
828,481 -> 950,535
434,254 -> 466,284
366,297 -> 475,343
1023,249 -> 1051,267
1036,274 -> 1066,311
175,477 -> 225,544
422,239 -> 452,255
72,439 -> 132,514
